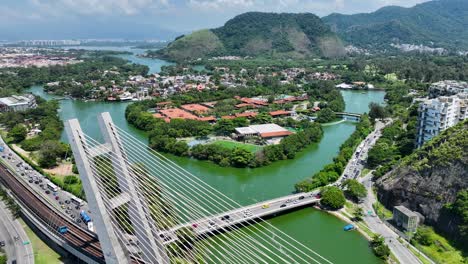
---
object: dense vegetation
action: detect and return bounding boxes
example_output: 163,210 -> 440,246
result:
155,12 -> 344,61
295,115 -> 372,192
369,235 -> 390,260
320,186 -> 346,210
323,0 -> 468,50
343,179 -> 367,201
377,120 -> 467,256
143,117 -> 323,168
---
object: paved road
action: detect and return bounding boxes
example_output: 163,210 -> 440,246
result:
0,136 -> 92,232
336,119 -> 390,186
360,174 -> 423,264
0,201 -> 34,264
336,118 -> 428,264
160,191 -> 321,244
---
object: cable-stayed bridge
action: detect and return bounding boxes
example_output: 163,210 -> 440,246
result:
0,111 -> 334,264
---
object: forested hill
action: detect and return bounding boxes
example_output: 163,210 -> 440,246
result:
376,120 -> 468,246
155,12 -> 345,62
323,0 -> 468,50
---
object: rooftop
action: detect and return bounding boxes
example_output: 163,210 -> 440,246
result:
269,110 -> 291,116
160,108 -> 199,120
0,95 -> 32,106
394,205 -> 419,217
181,103 -> 210,113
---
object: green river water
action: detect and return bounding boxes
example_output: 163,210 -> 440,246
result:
28,49 -> 386,263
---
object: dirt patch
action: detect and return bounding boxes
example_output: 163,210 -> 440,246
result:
44,163 -> 74,177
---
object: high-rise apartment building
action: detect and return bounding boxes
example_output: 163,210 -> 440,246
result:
416,92 -> 467,148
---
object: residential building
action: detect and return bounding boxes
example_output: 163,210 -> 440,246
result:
429,80 -> 468,98
416,93 -> 468,148
0,94 -> 36,112
393,205 -> 419,233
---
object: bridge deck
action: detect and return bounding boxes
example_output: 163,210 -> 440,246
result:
160,191 -> 321,244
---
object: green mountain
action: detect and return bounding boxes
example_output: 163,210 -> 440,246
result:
377,120 -> 468,245
323,0 -> 468,50
155,12 -> 344,62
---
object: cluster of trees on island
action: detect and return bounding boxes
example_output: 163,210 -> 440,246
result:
125,103 -> 324,168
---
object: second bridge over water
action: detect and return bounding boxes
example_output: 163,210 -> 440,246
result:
160,191 -> 321,244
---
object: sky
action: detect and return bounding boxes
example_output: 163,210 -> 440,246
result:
0,0 -> 430,40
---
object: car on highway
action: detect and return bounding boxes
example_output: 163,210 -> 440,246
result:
192,223 -> 198,228
280,204 -> 287,208
0,241 -> 5,247
261,204 -> 270,209
208,220 -> 215,226
221,215 -> 230,221
298,196 -> 305,200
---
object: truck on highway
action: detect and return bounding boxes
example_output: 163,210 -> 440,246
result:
58,226 -> 68,234
87,221 -> 94,232
80,210 -> 92,224
47,182 -> 59,192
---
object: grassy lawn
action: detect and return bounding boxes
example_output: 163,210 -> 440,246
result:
384,73 -> 399,81
212,140 -> 262,153
18,218 -> 62,264
412,226 -> 466,264
360,168 -> 371,177
372,201 -> 393,219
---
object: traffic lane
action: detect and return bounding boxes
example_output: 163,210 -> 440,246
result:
161,194 -> 320,243
1,151 -> 90,230
0,202 -> 33,264
0,204 -> 16,263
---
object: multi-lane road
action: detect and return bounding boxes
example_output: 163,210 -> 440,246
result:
338,119 -> 432,264
0,200 -> 34,264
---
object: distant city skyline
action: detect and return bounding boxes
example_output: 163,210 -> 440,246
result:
1,0 -> 430,40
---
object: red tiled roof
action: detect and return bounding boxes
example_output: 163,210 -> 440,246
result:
240,97 -> 269,106
181,104 -> 210,113
235,103 -> 257,108
156,101 -> 172,106
260,131 -> 293,138
235,112 -> 258,118
160,108 -> 198,120
269,110 -> 291,116
197,116 -> 216,122
221,115 -> 236,119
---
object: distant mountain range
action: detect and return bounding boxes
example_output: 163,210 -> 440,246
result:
156,0 -> 468,61
323,0 -> 468,50
155,12 -> 345,62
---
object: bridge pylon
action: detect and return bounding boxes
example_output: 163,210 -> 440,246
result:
66,112 -> 170,264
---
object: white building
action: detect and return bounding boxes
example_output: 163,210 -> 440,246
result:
416,93 -> 468,148
235,124 -> 293,145
0,94 -> 36,112
429,80 -> 468,98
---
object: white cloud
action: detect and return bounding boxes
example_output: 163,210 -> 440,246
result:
30,0 -> 169,16
188,0 -> 256,10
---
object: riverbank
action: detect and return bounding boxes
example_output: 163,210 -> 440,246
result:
25,57 -> 386,263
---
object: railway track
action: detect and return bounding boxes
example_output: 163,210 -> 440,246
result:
0,163 -> 105,262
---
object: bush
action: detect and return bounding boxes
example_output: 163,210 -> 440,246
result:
343,179 -> 367,201
320,186 -> 345,210
370,235 -> 390,260
7,124 -> 27,143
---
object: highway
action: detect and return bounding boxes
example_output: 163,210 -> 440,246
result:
0,200 -> 34,264
160,191 -> 321,244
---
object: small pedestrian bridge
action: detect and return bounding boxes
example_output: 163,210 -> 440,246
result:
334,112 -> 362,121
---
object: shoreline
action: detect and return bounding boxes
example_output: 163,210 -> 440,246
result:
313,205 -> 373,241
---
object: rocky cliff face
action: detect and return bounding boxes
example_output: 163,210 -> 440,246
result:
376,120 -> 467,241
